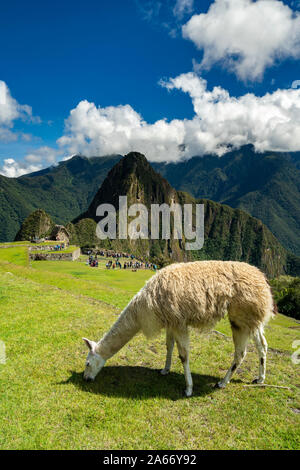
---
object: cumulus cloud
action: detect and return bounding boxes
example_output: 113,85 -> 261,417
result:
161,72 -> 300,155
0,80 -> 37,142
57,73 -> 300,162
57,100 -> 186,162
2,72 -> 300,175
182,0 -> 300,81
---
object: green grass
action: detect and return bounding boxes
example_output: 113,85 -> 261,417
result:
32,257 -> 153,290
0,251 -> 299,449
0,243 -> 77,267
0,258 -> 152,309
0,246 -> 28,266
0,240 -> 63,246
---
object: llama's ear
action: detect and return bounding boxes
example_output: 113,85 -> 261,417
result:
82,338 -> 95,351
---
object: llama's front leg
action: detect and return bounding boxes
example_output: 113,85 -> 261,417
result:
252,327 -> 267,384
161,329 -> 175,375
216,328 -> 249,389
174,329 -> 193,397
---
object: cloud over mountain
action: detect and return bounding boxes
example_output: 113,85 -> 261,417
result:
2,67 -> 300,174
56,72 -> 300,162
1,146 -> 61,177
57,100 -> 185,162
0,158 -> 41,178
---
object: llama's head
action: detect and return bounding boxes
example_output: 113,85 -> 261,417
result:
82,338 -> 106,381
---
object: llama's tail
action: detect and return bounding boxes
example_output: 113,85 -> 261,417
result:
270,284 -> 278,317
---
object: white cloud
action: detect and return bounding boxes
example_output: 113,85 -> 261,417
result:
2,71 -> 300,175
0,81 -> 30,125
173,0 -> 194,19
57,100 -> 185,162
57,72 -> 300,162
0,80 -> 38,142
0,146 -> 62,178
161,72 -> 300,155
182,0 -> 300,81
24,146 -> 60,165
0,158 -> 42,178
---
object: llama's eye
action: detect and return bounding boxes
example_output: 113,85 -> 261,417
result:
86,361 -> 90,367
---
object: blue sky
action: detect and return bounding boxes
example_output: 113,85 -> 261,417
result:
0,0 -> 300,176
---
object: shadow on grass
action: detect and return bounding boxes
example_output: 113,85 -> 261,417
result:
59,366 -> 243,400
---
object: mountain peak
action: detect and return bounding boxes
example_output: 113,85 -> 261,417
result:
74,152 -> 176,222
116,151 -> 153,177
123,151 -> 148,162
15,209 -> 54,241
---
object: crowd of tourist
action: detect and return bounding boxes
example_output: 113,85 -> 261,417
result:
105,259 -> 157,271
97,250 -> 135,260
50,243 -> 66,251
86,254 -> 99,267
86,249 -> 157,271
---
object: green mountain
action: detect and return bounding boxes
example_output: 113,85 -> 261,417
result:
1,145 -> 300,258
15,209 -> 54,241
0,154 -> 121,243
71,152 -> 188,263
70,152 -> 300,278
152,145 -> 300,256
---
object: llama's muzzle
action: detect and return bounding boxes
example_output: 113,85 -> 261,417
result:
83,375 -> 94,382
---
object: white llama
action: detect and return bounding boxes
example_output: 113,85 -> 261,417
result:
83,260 -> 276,396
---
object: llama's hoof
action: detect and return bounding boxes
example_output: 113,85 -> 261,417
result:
252,378 -> 264,384
160,368 -> 170,376
183,389 -> 193,398
214,381 -> 226,389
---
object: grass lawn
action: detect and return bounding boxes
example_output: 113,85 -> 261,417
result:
0,246 -> 29,266
0,241 -> 63,247
0,247 -> 299,449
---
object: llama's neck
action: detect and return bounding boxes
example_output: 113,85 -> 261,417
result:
96,302 -> 140,360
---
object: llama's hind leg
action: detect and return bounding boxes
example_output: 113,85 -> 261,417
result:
216,327 -> 249,389
161,329 -> 175,375
173,328 -> 193,397
252,326 -> 268,384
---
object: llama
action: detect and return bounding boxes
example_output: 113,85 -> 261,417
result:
83,260 -> 276,396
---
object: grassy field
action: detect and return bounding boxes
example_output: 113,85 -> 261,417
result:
0,241 -> 63,247
0,245 -> 299,449
0,246 -> 29,266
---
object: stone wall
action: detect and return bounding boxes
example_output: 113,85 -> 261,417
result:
29,247 -> 81,261
72,248 -> 81,260
28,245 -> 58,251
